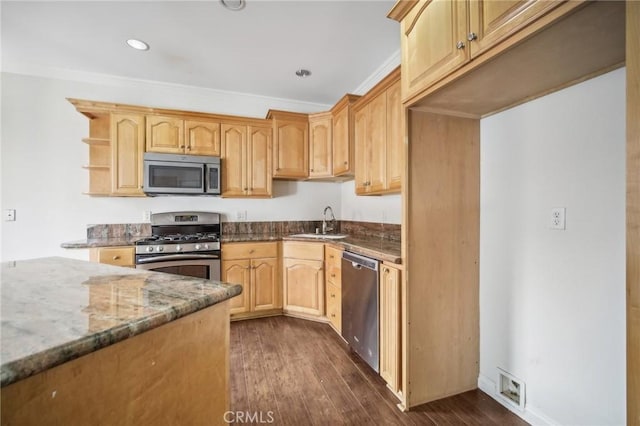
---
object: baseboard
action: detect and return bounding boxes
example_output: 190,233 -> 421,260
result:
478,374 -> 558,426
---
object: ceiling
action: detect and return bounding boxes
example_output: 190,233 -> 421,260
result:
1,1 -> 400,106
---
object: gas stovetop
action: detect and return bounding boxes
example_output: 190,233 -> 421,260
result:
135,211 -> 222,256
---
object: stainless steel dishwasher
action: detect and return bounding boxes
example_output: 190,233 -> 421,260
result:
341,251 -> 379,372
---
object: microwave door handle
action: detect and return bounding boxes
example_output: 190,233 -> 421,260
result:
137,254 -> 220,263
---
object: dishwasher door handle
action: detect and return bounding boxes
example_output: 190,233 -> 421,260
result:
351,262 -> 363,270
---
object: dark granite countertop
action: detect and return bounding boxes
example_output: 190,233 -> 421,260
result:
64,232 -> 401,264
224,233 -> 401,264
0,257 -> 242,387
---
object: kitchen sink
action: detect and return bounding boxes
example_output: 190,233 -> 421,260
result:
289,233 -> 348,240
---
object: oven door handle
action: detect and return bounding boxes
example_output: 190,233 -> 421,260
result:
137,254 -> 220,264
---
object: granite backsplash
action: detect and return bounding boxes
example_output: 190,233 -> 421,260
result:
86,220 -> 400,241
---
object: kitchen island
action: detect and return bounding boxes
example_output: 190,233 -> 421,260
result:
1,257 -> 242,425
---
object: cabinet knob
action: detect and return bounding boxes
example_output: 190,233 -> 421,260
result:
456,41 -> 465,50
244,187 -> 248,191
331,273 -> 335,278
331,313 -> 336,318
276,168 -> 281,171
186,145 -> 191,150
330,293 -> 336,298
467,32 -> 477,41
384,269 -> 389,274
310,168 -> 314,172
343,161 -> 348,165
180,145 -> 185,149
112,255 -> 120,260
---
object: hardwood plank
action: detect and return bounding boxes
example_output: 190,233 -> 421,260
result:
459,390 -> 529,426
229,320 -> 249,416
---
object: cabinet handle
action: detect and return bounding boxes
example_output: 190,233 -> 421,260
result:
467,32 -> 478,41
112,255 -> 120,260
456,41 -> 465,49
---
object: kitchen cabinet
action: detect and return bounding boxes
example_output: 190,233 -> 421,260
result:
354,67 -> 402,195
395,0 -> 562,102
308,112 -> 333,178
282,242 -> 324,317
222,242 -> 280,317
89,246 -> 135,267
380,263 -> 401,394
324,245 -> 343,333
146,115 -> 221,156
220,122 -> 272,198
331,94 -> 360,177
267,110 -> 309,179
111,113 -> 145,196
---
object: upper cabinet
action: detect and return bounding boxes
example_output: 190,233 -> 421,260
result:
146,115 -> 220,156
331,94 -> 360,177
308,112 -> 333,178
267,110 -> 309,179
353,67 -> 402,196
221,121 -> 272,198
111,113 -> 145,196
391,0 -> 562,103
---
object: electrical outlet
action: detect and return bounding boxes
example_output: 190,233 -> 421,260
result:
236,210 -> 247,221
142,211 -> 151,222
4,209 -> 16,222
550,207 -> 566,230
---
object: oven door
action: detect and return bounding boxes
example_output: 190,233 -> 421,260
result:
136,254 -> 221,281
143,160 -> 205,195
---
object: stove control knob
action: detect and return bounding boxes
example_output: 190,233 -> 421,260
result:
158,246 -> 164,252
195,244 -> 201,250
175,245 -> 182,252
146,246 -> 154,253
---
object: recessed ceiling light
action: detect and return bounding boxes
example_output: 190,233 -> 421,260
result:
220,0 -> 245,11
126,39 -> 149,51
295,69 -> 312,78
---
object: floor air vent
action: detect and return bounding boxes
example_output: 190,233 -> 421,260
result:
497,368 -> 525,410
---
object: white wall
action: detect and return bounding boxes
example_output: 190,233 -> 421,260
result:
479,68 -> 626,425
0,72 -> 342,262
340,180 -> 401,224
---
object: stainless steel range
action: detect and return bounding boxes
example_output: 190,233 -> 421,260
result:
135,211 -> 221,281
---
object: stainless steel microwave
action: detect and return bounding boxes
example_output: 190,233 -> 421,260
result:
143,152 -> 221,196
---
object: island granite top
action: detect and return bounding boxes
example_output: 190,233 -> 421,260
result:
0,257 -> 242,387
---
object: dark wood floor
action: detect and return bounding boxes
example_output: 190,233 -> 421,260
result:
230,316 -> 528,425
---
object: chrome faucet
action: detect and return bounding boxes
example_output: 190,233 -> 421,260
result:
322,206 -> 336,234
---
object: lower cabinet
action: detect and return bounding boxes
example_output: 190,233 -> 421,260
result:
89,246 -> 135,267
282,242 -> 325,317
222,242 -> 280,317
380,263 -> 402,393
324,245 -> 343,332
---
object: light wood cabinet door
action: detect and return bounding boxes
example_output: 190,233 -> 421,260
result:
111,113 -> 144,196
332,105 -> 351,176
283,258 -> 324,316
401,0 -> 468,100
251,257 -> 279,311
146,115 -> 184,154
221,123 -> 247,197
222,259 -> 251,314
247,126 -> 272,197
386,80 -> 403,192
273,120 -> 308,178
309,114 -> 333,178
367,93 -> 387,193
185,120 -> 220,156
354,107 -> 369,194
380,263 -> 401,393
468,0 -> 561,57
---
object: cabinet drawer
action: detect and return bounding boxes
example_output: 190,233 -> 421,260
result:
222,242 -> 278,260
326,281 -> 342,332
283,242 -> 324,261
324,245 -> 343,268
91,246 -> 135,267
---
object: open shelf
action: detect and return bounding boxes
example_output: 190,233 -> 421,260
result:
82,137 -> 110,146
82,165 -> 110,170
